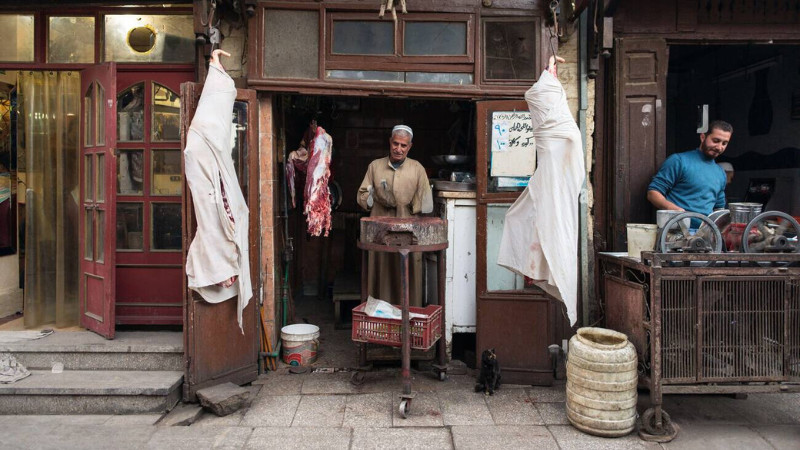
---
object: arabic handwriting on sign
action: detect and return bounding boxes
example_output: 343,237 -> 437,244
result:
494,124 -> 506,136
508,122 -> 533,133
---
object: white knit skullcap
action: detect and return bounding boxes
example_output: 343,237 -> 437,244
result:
718,162 -> 734,173
392,125 -> 413,138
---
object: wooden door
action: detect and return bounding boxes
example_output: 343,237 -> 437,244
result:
181,82 -> 259,400
79,63 -> 117,339
114,71 -> 193,324
475,100 -> 558,386
611,38 -> 668,250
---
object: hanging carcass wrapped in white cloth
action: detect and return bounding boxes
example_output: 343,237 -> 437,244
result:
497,63 -> 585,325
184,50 -> 253,331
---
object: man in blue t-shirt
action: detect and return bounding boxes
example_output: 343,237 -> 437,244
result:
647,120 -> 732,216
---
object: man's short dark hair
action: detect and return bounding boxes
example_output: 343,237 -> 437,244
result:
708,120 -> 733,134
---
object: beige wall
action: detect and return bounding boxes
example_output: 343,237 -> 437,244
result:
219,22 -> 248,80
0,255 -> 22,319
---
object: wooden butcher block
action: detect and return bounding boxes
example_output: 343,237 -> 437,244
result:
360,217 -> 447,247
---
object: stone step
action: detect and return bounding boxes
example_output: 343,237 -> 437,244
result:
0,370 -> 183,415
1,331 -> 183,371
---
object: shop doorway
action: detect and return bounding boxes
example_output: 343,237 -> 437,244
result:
278,94 -> 476,368
0,66 -> 192,337
666,44 -> 800,216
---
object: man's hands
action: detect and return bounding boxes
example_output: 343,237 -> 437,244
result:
373,179 -> 397,208
647,190 -> 685,212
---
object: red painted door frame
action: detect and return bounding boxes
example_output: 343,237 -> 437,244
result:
115,69 -> 194,325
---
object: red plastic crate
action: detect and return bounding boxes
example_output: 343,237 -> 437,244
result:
351,303 -> 442,350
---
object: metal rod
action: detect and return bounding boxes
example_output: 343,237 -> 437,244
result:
400,249 -> 411,396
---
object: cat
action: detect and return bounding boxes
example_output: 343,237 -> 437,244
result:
475,348 -> 501,395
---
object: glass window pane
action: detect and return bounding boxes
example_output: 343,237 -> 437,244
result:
96,209 -> 105,263
0,15 -> 34,62
264,10 -> 319,79
326,70 -> 403,82
104,15 -> 195,63
406,72 -> 473,85
404,22 -> 466,56
48,16 -> 95,63
484,21 -> 537,80
152,203 -> 181,251
95,83 -> 105,145
117,203 -> 143,251
96,153 -> 105,202
486,204 -> 525,291
332,21 -> 394,55
117,149 -> 144,195
84,209 -> 93,260
152,150 -> 181,196
84,155 -> 94,201
84,87 -> 94,146
152,83 -> 180,142
117,83 -> 144,142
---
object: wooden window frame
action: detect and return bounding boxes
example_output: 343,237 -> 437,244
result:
326,12 -> 474,70
480,16 -> 543,85
0,7 -> 193,71
251,3 -> 548,98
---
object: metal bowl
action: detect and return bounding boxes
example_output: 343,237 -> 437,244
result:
431,155 -> 474,166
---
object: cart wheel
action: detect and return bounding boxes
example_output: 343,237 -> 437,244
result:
398,399 -> 410,419
639,408 -> 678,442
438,371 -> 447,382
350,371 -> 366,386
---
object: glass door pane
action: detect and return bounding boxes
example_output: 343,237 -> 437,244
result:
486,203 -> 525,291
117,82 -> 144,142
152,83 -> 180,141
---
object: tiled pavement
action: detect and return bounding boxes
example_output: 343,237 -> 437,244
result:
1,368 -> 797,449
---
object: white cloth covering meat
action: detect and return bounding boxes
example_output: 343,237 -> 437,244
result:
497,70 -> 585,325
184,64 -> 253,331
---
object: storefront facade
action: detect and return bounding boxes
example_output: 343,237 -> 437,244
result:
242,0 -> 593,384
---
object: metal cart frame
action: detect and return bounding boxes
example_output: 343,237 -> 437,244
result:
354,240 -> 448,418
598,252 -> 800,440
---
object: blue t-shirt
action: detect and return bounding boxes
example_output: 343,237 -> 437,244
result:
647,148 -> 727,216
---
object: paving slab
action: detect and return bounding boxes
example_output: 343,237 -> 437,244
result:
344,392 -> 392,428
0,370 -> 183,395
104,414 -> 163,426
351,427 -> 453,450
147,425 -> 252,449
451,425 -> 558,450
0,331 -> 182,353
5,424 -> 156,450
750,424 -> 800,450
485,388 -> 543,425
245,427 -> 352,449
662,423 -> 772,450
527,385 -> 566,403
240,394 -> 300,427
534,402 -> 570,425
391,391 -> 444,427
193,409 -> 246,427
158,403 -> 203,426
659,395 -> 749,425
300,372 -> 359,395
547,425 -> 660,449
437,389 -> 493,426
197,383 -> 251,416
0,414 -> 111,426
253,373 -> 303,396
291,394 -> 345,427
725,393 -> 800,425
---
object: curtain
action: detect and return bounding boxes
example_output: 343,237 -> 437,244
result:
18,71 -> 80,328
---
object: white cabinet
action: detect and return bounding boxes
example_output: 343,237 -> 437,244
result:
427,194 -> 476,355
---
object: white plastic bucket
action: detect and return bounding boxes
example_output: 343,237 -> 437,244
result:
626,224 -> 657,259
281,324 -> 320,366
